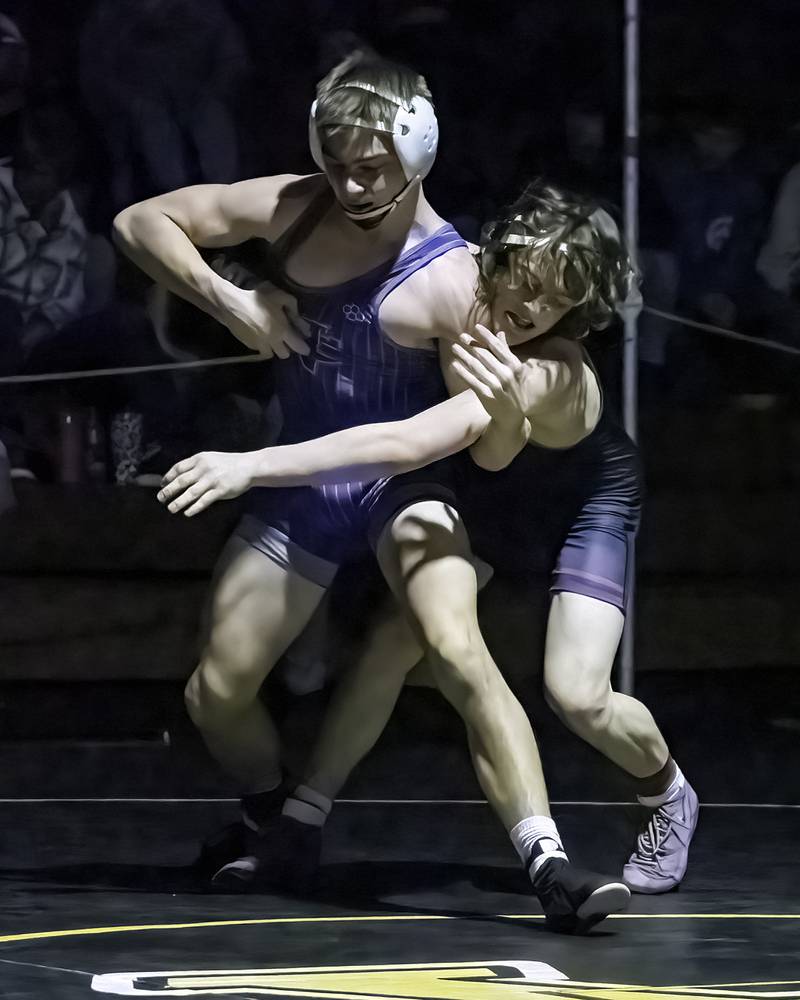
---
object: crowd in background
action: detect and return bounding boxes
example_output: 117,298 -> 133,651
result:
1,0 -> 799,488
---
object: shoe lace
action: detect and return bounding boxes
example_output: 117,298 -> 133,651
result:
635,808 -> 671,866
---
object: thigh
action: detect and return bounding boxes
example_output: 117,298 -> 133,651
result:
544,591 -> 624,701
375,499 -> 480,643
200,533 -> 327,701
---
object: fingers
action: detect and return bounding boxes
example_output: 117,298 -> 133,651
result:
451,359 -> 494,400
159,456 -> 198,493
282,307 -> 312,356
162,476 -> 218,515
469,324 -> 521,366
457,336 -> 509,382
163,480 -> 205,514
159,474 -> 206,512
282,305 -> 312,339
283,327 -> 311,356
452,342 -> 503,392
183,489 -> 221,517
157,472 -> 195,505
271,339 -> 291,360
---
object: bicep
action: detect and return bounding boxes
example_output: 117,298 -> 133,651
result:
117,176 -> 292,248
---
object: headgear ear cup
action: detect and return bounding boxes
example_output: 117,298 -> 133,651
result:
308,91 -> 438,182
391,95 -> 438,181
309,100 -> 325,171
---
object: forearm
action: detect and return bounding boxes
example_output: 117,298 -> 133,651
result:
247,424 -> 412,486
112,207 -> 233,322
247,391 -> 487,487
469,415 -> 531,471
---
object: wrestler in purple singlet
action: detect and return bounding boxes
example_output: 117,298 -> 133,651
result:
236,189 -> 468,585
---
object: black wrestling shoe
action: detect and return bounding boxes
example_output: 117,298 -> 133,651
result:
531,858 -> 631,934
211,815 -> 322,895
196,780 -> 289,878
194,821 -> 248,878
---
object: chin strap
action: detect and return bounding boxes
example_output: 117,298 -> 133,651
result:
341,175 -> 421,224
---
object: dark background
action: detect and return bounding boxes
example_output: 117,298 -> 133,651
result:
0,0 -> 798,802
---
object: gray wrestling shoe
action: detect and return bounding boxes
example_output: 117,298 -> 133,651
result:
623,778 -> 699,893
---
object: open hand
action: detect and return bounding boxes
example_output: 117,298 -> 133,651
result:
222,284 -> 312,359
451,324 -> 529,427
157,451 -> 253,517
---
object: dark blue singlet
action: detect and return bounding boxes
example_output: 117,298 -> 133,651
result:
236,189 -> 468,586
463,406 -> 642,613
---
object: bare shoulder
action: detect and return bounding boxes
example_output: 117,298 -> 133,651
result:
220,173 -> 325,239
519,335 -> 602,446
382,244 -> 478,345
516,333 -> 584,366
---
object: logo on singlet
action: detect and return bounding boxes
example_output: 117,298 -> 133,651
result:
343,303 -> 368,323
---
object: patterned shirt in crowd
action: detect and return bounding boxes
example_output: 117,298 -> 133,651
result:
0,158 -> 88,330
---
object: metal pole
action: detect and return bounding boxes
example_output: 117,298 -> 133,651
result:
619,0 -> 641,696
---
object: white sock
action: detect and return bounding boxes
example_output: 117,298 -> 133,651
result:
510,815 -> 568,879
637,763 -> 685,808
281,784 -> 333,828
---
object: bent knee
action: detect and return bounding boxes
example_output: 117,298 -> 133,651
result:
544,678 -> 609,730
185,657 -> 263,732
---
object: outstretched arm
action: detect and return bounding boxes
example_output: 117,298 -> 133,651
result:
158,389 -> 490,517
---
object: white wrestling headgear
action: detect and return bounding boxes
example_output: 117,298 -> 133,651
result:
309,81 -> 438,222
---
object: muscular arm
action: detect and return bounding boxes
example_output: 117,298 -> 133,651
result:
246,389 -> 489,487
113,174 -> 316,355
246,336 -> 600,486
159,388 -> 490,514
114,173 -> 312,314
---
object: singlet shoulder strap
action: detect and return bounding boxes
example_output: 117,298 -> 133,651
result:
271,186 -> 335,260
372,225 -> 468,313
259,185 -> 334,290
580,344 -> 605,423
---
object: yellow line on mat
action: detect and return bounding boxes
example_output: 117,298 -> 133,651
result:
1,911 -> 799,946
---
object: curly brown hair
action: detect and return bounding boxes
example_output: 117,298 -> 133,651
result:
478,180 -> 639,340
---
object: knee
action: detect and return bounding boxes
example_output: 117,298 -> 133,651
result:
424,626 -> 496,706
184,655 -> 260,733
544,675 -> 609,733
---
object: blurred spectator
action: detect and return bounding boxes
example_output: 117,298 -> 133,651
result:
0,11 -> 26,118
546,97 -> 620,206
0,11 -> 187,479
0,13 -> 116,358
637,115 -> 681,379
748,147 -> 800,363
0,13 -> 101,475
757,148 -> 800,301
79,0 -> 250,212
652,103 -> 766,332
0,436 -> 13,510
